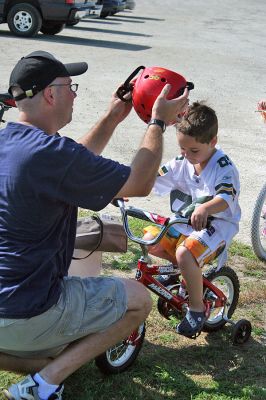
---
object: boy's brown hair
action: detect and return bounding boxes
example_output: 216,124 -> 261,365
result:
177,101 -> 218,143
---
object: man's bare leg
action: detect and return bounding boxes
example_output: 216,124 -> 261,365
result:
39,278 -> 152,385
0,353 -> 51,374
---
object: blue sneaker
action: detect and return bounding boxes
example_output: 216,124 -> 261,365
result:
176,309 -> 207,339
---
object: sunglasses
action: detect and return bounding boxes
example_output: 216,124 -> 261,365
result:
48,83 -> 79,93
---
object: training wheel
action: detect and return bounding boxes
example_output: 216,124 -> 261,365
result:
232,319 -> 252,345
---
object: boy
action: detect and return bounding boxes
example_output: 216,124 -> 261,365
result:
144,101 -> 241,338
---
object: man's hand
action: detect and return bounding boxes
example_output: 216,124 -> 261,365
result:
257,100 -> 266,122
151,84 -> 189,126
106,85 -> 133,125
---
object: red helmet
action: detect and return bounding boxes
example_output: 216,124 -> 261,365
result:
117,66 -> 194,123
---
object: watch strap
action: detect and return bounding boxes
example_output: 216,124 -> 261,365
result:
148,118 -> 166,133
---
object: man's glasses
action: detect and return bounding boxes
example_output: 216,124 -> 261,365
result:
48,83 -> 79,93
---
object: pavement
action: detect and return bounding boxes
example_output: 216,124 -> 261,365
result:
0,0 -> 265,245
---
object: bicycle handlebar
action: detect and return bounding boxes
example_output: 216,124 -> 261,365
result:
0,92 -> 16,124
113,198 -> 212,246
0,93 -> 16,107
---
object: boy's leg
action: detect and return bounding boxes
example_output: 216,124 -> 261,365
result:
143,226 -> 183,264
175,245 -> 204,312
143,232 -> 176,263
175,228 -> 226,337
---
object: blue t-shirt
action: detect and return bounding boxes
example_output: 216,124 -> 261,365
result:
0,122 -> 130,318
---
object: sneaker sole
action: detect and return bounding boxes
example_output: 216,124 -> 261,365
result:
2,390 -> 15,400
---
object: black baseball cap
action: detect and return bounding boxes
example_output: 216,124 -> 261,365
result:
8,50 -> 88,101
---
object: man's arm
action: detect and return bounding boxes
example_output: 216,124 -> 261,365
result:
116,85 -> 189,198
116,124 -> 164,197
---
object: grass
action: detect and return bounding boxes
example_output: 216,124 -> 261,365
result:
0,218 -> 265,400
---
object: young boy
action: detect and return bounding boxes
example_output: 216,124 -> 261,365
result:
143,101 -> 241,338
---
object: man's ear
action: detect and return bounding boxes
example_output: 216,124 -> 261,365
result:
42,86 -> 54,105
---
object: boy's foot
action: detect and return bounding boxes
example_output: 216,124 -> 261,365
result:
3,375 -> 64,400
176,309 -> 207,339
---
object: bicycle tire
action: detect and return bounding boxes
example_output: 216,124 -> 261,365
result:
95,323 -> 145,374
251,182 -> 266,261
202,266 -> 240,332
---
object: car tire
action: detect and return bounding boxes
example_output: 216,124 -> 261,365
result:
66,20 -> 79,27
100,11 -> 110,18
7,3 -> 42,37
40,21 -> 65,35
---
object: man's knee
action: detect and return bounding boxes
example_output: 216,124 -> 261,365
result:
122,279 -> 152,317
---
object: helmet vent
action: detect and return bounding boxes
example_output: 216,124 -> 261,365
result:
144,75 -> 149,79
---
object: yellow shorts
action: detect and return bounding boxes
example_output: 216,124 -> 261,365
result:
144,225 -> 225,268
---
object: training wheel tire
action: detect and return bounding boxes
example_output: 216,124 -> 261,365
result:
232,319 -> 252,345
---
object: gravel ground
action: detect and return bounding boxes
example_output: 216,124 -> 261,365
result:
0,0 -> 265,245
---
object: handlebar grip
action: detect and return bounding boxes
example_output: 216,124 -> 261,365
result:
112,198 -> 124,207
206,218 -> 213,230
187,217 -> 213,229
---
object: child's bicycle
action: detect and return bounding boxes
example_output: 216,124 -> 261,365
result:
251,183 -> 266,261
95,199 -> 252,374
251,102 -> 266,261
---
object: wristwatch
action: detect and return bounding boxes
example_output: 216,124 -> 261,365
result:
148,118 -> 166,133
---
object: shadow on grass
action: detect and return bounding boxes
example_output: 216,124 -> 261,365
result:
64,328 -> 265,400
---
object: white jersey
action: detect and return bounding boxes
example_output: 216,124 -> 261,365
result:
154,148 -> 241,242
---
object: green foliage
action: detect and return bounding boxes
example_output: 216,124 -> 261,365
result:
229,241 -> 257,260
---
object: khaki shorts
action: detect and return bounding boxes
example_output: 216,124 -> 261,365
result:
0,276 -> 127,358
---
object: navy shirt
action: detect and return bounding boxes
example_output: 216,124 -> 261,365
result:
0,122 -> 130,318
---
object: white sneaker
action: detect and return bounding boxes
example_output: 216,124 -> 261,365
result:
3,375 -> 64,400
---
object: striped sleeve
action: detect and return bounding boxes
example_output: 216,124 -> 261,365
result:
214,159 -> 240,214
215,182 -> 237,199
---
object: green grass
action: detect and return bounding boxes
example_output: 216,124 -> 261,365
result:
229,241 -> 258,260
0,218 -> 265,400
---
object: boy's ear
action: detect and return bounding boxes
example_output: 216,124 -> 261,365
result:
210,135 -> 218,147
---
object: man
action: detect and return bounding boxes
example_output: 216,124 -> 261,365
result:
0,51 -> 189,400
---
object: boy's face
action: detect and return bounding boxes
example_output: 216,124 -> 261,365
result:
177,132 -> 217,166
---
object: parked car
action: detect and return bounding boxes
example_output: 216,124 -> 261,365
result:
96,0 -> 126,19
0,0 -> 103,37
125,0 -> 136,10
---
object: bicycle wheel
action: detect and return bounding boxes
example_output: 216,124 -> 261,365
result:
251,182 -> 266,261
202,266 -> 240,332
95,323 -> 145,374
